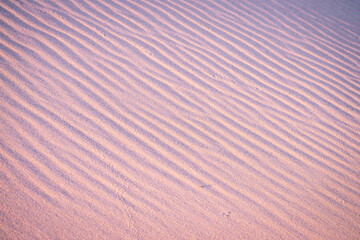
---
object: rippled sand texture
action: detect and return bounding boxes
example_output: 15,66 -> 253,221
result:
1,0 -> 360,239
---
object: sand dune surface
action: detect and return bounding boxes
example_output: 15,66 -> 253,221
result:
1,0 -> 360,239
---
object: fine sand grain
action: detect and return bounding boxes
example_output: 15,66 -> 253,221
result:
1,0 -> 359,239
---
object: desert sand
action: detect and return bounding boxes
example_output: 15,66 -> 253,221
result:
1,0 -> 359,239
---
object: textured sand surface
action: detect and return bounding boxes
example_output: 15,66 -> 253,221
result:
1,0 -> 360,239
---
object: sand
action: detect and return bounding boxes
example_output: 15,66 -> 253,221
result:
1,0 -> 359,239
